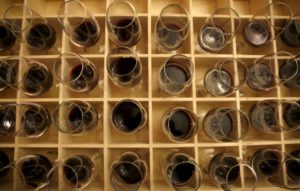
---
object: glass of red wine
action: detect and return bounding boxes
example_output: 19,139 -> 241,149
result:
208,153 -> 257,190
155,4 -> 189,52
158,54 -> 193,95
162,151 -> 202,190
243,2 -> 292,47
250,100 -> 300,134
0,104 -> 17,137
279,55 -> 300,89
58,0 -> 100,48
53,101 -> 98,135
250,148 -> 281,182
53,52 -> 99,93
281,13 -> 300,47
247,51 -> 297,91
107,46 -> 142,88
203,107 -> 249,142
0,56 -> 53,96
201,58 -> 248,97
3,4 -> 57,51
0,21 -> 17,53
0,154 -> 53,190
107,0 -> 141,47
110,151 -> 147,191
198,8 -> 241,53
111,99 -> 147,134
161,107 -> 198,142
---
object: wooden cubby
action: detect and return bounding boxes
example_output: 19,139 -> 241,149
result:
0,0 -> 299,190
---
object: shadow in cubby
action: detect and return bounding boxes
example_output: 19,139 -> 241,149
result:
0,148 -> 14,191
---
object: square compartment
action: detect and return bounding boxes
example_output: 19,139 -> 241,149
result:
193,17 -> 234,55
198,146 -> 240,189
17,101 -> 58,144
108,148 -> 150,191
107,100 -> 149,144
59,101 -> 103,144
82,0 -> 106,15
240,101 -> 282,142
62,57 -> 104,99
235,18 -> 275,56
106,57 -> 148,98
195,57 -> 237,98
107,0 -> 148,14
64,17 -> 105,55
237,57 -> 279,98
151,16 -> 191,54
151,0 -> 190,16
19,57 -> 60,99
152,101 -> 194,143
197,101 -> 237,143
232,0 -> 270,15
60,148 -> 104,190
151,56 -> 193,98
153,147 -> 195,191
27,0 -> 64,17
22,18 -> 63,55
272,0 -> 300,17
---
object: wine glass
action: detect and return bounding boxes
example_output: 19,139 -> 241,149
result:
158,54 -> 193,95
162,151 -> 202,190
106,46 -> 142,88
0,20 -> 17,52
53,52 -> 99,93
111,99 -> 147,134
161,107 -> 198,142
3,4 -> 57,51
155,3 -> 189,52
198,8 -> 241,53
247,51 -> 297,91
107,0 -> 141,47
281,13 -> 300,47
53,101 -> 98,135
110,151 -> 147,191
279,55 -> 300,89
201,58 -> 248,96
243,2 -> 293,47
250,100 -> 300,134
202,107 -> 249,142
57,0 -> 100,47
208,153 -> 257,190
0,56 -> 53,96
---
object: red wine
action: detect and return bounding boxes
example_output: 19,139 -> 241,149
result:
164,64 -> 189,84
69,64 -> 97,91
281,20 -> 300,47
110,57 -> 141,84
0,105 -> 16,135
171,162 -> 195,185
110,18 -> 140,47
287,150 -> 300,181
284,102 -> 300,129
73,19 -> 100,47
156,23 -> 183,50
0,60 -> 17,91
115,162 -> 142,184
112,101 -> 143,133
0,24 -> 16,51
279,60 -> 300,88
21,155 -> 52,188
23,65 -> 53,96
168,110 -> 192,140
0,150 -> 10,177
63,156 -> 93,187
26,23 -> 56,50
213,155 -> 239,183
21,105 -> 51,136
252,149 -> 279,177
68,105 -> 93,132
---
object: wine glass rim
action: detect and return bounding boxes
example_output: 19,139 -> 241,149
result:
110,99 -> 147,134
107,0 -> 138,29
158,3 -> 190,33
107,46 -> 140,77
162,54 -> 193,85
57,0 -> 88,29
3,4 -> 33,32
